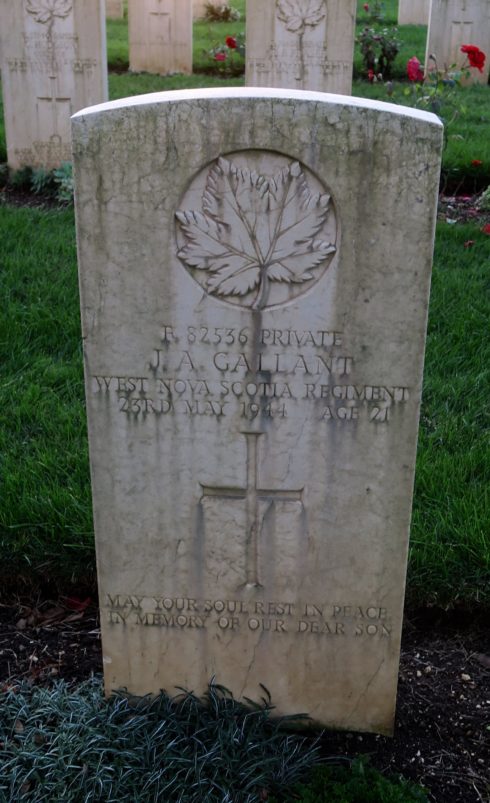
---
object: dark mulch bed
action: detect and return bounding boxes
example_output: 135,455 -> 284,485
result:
0,598 -> 488,803
0,185 -> 67,209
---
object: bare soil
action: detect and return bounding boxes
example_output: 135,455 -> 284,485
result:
0,598 -> 488,803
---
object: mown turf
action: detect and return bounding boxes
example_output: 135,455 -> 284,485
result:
0,202 -> 488,605
408,223 -> 490,606
0,206 -> 93,583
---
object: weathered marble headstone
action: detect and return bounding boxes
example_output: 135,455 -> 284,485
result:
128,0 -> 192,75
73,88 -> 442,734
193,0 -> 229,20
246,0 -> 357,94
425,0 -> 490,84
0,0 -> 108,169
106,0 -> 124,19
398,0 -> 430,25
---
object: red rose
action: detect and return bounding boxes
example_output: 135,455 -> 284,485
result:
225,36 -> 237,49
367,69 -> 375,82
482,223 -> 490,235
407,56 -> 424,82
471,160 -> 483,167
460,44 -> 486,72
214,52 -> 227,61
363,3 -> 369,10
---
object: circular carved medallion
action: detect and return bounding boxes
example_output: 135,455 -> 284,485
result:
175,150 -> 338,310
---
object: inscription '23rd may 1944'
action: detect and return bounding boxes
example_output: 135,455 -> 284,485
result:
91,324 -> 410,424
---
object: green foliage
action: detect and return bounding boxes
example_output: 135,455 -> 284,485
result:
53,161 -> 74,203
208,32 -> 245,75
477,186 -> 490,211
274,758 -> 428,803
357,26 -> 401,78
2,165 -> 72,204
30,167 -> 55,196
9,167 -> 32,190
0,679 -> 320,803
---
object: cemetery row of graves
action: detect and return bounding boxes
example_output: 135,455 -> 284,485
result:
0,2 -> 489,802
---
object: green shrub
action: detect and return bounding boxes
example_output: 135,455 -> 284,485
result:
276,757 -> 428,803
30,167 -> 56,196
357,26 -> 401,78
0,679 -> 321,802
9,166 -> 32,190
53,161 -> 74,203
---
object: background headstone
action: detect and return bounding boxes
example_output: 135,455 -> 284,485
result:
106,0 -> 124,19
245,0 -> 357,95
193,0 -> 229,20
0,0 -> 108,169
425,0 -> 490,85
128,0 -> 192,75
73,87 -> 442,734
398,0 -> 430,25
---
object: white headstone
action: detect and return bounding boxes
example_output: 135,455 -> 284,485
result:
128,0 -> 192,75
426,0 -> 490,84
106,0 -> 124,19
246,0 -> 357,94
0,0 -> 108,169
193,0 -> 229,20
73,87 -> 443,735
398,0 -> 430,25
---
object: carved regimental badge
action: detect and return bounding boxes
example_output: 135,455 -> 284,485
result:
276,0 -> 327,33
25,0 -> 72,24
175,152 -> 338,310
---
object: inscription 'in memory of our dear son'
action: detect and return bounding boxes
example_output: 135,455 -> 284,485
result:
105,594 -> 393,639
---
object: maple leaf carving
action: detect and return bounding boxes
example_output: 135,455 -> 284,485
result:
176,157 -> 336,309
26,0 -> 72,25
276,0 -> 326,33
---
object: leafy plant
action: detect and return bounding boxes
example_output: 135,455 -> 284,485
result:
358,26 -> 401,79
30,167 -> 56,196
0,678 -> 321,802
204,2 -> 241,22
209,32 -> 245,72
273,757 -> 428,802
9,166 -> 33,190
53,161 -> 74,203
476,185 -> 490,211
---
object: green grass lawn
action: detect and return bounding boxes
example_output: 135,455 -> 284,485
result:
0,203 -> 488,605
0,1 -> 488,605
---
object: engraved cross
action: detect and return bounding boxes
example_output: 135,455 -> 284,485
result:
200,432 -> 303,588
37,75 -> 70,137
